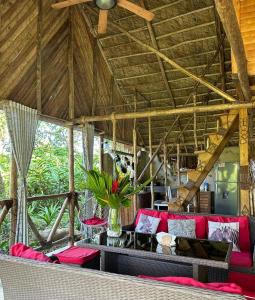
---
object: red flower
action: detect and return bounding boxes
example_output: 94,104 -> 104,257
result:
112,180 -> 119,193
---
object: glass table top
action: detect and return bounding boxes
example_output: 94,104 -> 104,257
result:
86,232 -> 230,262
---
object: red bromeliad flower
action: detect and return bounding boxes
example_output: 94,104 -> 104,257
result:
112,180 -> 119,193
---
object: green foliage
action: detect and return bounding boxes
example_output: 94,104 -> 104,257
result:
82,169 -> 151,209
38,203 -> 60,227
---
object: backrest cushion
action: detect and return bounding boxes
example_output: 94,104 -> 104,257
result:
206,216 -> 251,252
10,243 -> 52,263
135,209 -> 160,226
168,214 -> 207,239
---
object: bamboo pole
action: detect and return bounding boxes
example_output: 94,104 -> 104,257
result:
85,5 -> 237,103
99,133 -> 104,172
68,7 -> 75,246
27,214 -> 45,245
9,154 -> 18,247
36,0 -> 42,113
148,117 -> 154,208
0,205 -> 9,229
133,95 -> 137,213
47,197 -> 69,243
74,101 -> 255,124
177,144 -> 181,186
193,94 -> 198,150
163,143 -> 168,199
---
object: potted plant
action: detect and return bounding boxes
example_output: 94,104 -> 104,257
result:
82,169 -> 150,237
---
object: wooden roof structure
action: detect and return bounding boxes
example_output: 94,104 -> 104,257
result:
0,0 -> 254,153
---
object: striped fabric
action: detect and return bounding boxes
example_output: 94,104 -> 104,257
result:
3,101 -> 38,245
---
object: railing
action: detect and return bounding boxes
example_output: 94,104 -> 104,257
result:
0,192 -> 82,251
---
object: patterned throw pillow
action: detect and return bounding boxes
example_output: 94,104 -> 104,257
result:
208,221 -> 240,252
168,219 -> 196,238
135,214 -> 161,234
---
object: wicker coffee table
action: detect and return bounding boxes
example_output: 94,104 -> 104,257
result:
77,232 -> 232,283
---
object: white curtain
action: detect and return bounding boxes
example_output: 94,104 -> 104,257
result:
82,124 -> 95,218
3,101 -> 38,244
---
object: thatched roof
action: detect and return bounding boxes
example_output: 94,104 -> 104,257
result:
0,0 -> 252,152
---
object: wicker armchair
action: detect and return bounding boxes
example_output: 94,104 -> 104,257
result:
0,255 -> 245,300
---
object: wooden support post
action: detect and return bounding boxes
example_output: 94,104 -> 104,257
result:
193,94 -> 198,151
47,197 -> 69,243
163,143 -> 167,199
148,117 -> 154,208
9,154 -> 18,247
112,119 -> 116,152
132,95 -> 138,213
27,214 -> 45,246
36,0 -> 42,113
133,127 -> 137,213
239,108 -> 250,215
99,133 -> 104,172
0,205 -> 10,229
68,7 -> 75,246
215,0 -> 251,101
177,144 -> 181,186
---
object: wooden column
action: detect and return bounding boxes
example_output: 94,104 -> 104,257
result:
239,108 -> 250,215
132,126 -> 137,213
148,117 -> 154,208
99,133 -> 104,172
163,143 -> 168,199
68,7 -> 75,245
215,0 -> 251,101
177,144 -> 181,186
36,0 -> 42,113
9,154 -> 18,247
193,94 -> 198,150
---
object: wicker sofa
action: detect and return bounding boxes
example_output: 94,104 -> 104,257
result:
0,255 -> 245,300
123,209 -> 255,270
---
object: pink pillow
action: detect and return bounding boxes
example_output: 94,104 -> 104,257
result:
11,243 -> 52,263
206,216 -> 250,252
138,275 -> 243,295
135,209 -> 160,226
168,214 -> 206,239
158,211 -> 169,232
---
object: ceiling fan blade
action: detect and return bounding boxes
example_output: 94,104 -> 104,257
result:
98,9 -> 108,34
52,0 -> 92,9
117,0 -> 154,21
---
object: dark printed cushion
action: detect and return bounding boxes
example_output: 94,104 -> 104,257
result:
168,219 -> 196,238
208,221 -> 240,252
135,214 -> 161,234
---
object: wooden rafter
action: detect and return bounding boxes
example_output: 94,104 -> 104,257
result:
215,0 -> 251,101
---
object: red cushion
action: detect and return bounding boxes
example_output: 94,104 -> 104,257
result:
158,211 -> 169,232
135,209 -> 160,227
228,272 -> 255,298
230,251 -> 253,268
168,214 -> 206,239
83,216 -> 107,226
138,275 -> 243,295
206,216 -> 251,251
55,246 -> 100,265
10,243 -> 52,263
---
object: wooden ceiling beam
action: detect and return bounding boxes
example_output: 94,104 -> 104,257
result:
82,7 -> 238,102
74,101 -> 255,123
100,5 -> 214,41
215,0 -> 252,101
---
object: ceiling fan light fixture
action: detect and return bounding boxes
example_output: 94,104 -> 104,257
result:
95,0 -> 117,10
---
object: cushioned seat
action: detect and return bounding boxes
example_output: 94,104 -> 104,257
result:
55,246 -> 100,265
228,272 -> 255,298
230,251 -> 253,268
138,275 -> 243,295
11,243 -> 53,263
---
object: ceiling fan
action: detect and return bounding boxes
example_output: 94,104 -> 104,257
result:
52,0 -> 155,34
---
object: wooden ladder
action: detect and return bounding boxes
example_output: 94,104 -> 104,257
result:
173,109 -> 239,210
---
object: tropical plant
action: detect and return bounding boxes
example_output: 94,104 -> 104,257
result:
37,203 -> 60,227
82,169 -> 151,209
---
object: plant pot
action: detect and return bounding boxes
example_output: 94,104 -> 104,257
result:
107,208 -> 122,237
